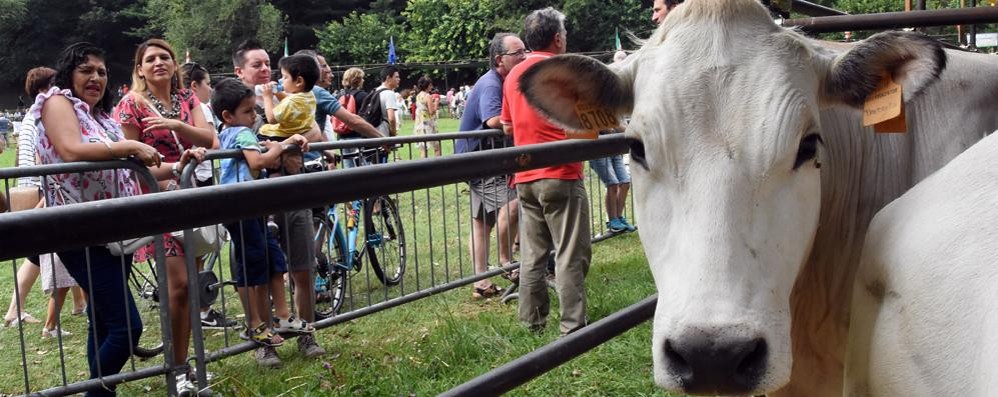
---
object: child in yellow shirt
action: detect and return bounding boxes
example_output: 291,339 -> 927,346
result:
258,54 -> 319,139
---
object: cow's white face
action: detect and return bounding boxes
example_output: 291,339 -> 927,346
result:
519,0 -> 945,395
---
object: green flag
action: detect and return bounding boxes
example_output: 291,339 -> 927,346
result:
284,37 -> 289,57
614,28 -> 622,51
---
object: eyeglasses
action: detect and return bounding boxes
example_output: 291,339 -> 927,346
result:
501,49 -> 530,58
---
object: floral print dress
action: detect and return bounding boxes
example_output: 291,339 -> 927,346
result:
114,88 -> 201,261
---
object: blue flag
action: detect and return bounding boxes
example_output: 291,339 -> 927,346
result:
388,36 -> 397,65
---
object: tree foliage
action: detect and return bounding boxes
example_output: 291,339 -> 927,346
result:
136,0 -> 287,73
316,11 -> 401,66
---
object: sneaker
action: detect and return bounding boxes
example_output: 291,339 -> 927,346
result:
255,346 -> 283,368
41,327 -> 71,339
297,334 -> 326,358
618,216 -> 637,232
607,218 -> 627,233
266,218 -> 279,236
200,308 -> 239,329
176,373 -> 199,397
273,315 -> 314,334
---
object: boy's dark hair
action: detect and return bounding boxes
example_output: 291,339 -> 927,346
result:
210,78 -> 254,122
380,65 -> 399,82
278,54 -> 319,91
232,39 -> 264,68
53,42 -> 114,114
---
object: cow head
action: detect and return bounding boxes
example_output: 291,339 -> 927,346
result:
519,0 -> 944,394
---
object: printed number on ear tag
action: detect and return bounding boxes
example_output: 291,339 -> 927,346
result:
862,74 -> 907,133
570,103 -> 618,140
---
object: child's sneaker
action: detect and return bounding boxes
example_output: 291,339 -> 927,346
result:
608,218 -> 627,233
297,333 -> 326,358
618,216 -> 637,232
273,315 -> 315,334
176,373 -> 198,396
255,346 -> 283,368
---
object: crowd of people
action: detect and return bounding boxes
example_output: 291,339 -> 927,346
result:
0,2 -> 678,395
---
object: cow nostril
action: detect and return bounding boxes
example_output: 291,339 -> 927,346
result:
664,333 -> 768,394
735,338 -> 767,381
664,339 -> 692,378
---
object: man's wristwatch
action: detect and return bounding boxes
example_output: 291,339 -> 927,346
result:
171,162 -> 181,178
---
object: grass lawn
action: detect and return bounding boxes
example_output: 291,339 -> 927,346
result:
0,117 -> 679,396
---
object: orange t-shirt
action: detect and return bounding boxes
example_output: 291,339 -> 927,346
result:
501,51 -> 583,185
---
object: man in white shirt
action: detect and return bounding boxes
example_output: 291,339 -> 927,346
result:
376,66 -> 402,137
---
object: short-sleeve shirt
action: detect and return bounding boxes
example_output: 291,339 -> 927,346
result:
501,51 -> 583,184
34,87 -> 140,206
312,86 -> 341,133
457,69 -> 504,153
114,89 -> 199,162
258,91 -> 316,139
219,126 -> 264,184
376,85 -> 399,135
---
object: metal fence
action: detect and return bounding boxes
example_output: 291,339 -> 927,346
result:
0,131 -> 634,396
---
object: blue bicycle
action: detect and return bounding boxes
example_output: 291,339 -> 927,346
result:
308,147 -> 407,318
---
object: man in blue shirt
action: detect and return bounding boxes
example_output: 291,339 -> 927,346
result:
295,50 -> 383,164
457,33 -> 527,298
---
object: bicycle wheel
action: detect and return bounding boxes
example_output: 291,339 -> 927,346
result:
133,342 -> 164,359
364,195 -> 406,286
314,217 -> 348,319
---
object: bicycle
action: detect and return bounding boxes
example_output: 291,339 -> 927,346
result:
307,146 -> 407,319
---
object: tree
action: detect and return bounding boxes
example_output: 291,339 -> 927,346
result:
402,0 -> 508,62
135,0 -> 287,73
316,11 -> 402,66
562,0 -> 650,53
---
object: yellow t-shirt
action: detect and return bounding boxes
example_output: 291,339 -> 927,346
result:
258,91 -> 316,138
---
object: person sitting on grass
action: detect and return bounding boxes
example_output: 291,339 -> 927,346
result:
210,78 -> 312,368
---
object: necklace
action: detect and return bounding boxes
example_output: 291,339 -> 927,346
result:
146,89 -> 181,119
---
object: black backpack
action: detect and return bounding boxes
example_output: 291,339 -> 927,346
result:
358,87 -> 389,127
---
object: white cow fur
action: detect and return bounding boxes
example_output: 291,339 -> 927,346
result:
846,131 -> 998,397
516,0 -> 998,395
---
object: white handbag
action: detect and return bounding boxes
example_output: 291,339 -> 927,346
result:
171,224 -> 230,257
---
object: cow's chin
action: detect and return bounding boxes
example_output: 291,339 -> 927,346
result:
651,304 -> 792,396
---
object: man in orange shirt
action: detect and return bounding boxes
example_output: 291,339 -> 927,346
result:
501,7 -> 590,336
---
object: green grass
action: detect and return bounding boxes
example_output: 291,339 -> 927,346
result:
0,118 -> 680,396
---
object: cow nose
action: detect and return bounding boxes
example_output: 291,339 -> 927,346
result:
663,332 -> 767,395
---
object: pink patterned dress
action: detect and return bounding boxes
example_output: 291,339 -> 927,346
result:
114,89 -> 201,261
34,87 -> 140,206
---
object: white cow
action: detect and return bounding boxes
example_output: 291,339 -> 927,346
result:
845,131 -> 998,397
516,0 -> 998,395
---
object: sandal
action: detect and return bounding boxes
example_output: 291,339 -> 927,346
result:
472,284 -> 503,300
4,312 -> 41,327
273,315 -> 315,334
249,323 -> 285,347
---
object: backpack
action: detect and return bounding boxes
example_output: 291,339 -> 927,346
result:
358,88 -> 390,127
332,89 -> 359,135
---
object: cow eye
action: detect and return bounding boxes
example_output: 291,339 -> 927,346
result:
629,139 -> 648,170
794,133 -> 822,170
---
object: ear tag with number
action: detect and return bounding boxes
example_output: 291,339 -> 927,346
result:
570,103 -> 619,139
862,74 -> 907,133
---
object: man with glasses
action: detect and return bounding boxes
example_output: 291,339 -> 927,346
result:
456,32 -> 527,299
501,8 -> 591,336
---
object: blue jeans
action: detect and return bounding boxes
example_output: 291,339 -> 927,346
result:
57,247 -> 142,397
588,155 -> 630,186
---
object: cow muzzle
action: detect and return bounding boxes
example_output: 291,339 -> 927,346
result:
663,327 -> 768,395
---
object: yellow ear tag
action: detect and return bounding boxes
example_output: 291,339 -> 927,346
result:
862,74 -> 907,133
570,103 -> 618,139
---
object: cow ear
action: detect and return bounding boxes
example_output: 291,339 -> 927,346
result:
520,54 -> 635,131
823,31 -> 946,108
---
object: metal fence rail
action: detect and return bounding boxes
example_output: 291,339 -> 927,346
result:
1,133 -> 633,395
783,7 -> 998,33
